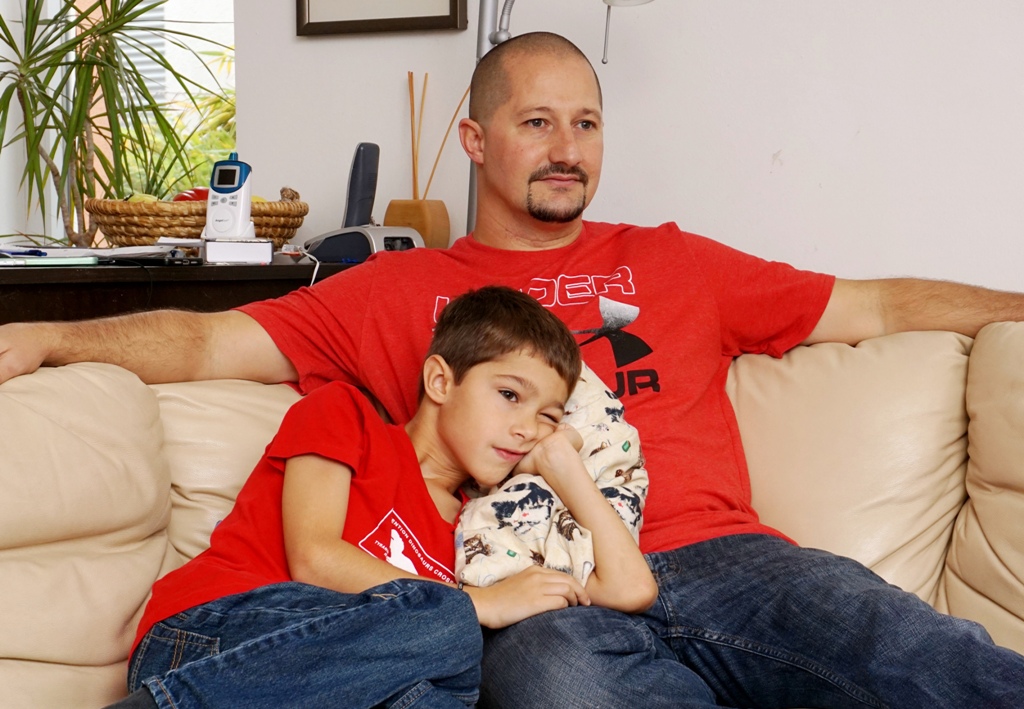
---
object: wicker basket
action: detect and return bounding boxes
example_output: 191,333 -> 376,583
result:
85,187 -> 309,250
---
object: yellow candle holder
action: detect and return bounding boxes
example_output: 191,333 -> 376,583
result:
383,199 -> 451,249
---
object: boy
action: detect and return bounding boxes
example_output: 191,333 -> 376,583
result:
111,286 -> 656,709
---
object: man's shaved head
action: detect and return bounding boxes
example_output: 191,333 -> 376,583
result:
469,32 -> 603,125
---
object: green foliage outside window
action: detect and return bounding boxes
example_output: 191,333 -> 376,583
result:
125,46 -> 236,200
0,0 -> 231,245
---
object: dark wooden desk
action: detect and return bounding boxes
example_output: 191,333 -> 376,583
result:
0,262 -> 351,323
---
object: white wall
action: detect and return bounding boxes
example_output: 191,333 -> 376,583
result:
234,0 -> 480,236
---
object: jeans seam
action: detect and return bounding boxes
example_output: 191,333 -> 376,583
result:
148,679 -> 179,709
384,678 -> 479,709
390,680 -> 430,709
665,625 -> 888,708
128,633 -> 149,691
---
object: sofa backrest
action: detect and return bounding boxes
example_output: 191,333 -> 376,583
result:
728,330 -> 973,605
151,379 -> 300,567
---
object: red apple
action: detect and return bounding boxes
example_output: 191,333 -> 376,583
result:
172,186 -> 210,202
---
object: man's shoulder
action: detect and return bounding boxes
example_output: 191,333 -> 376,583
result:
582,220 -> 708,257
316,244 -> 459,292
584,220 -> 689,240
369,241 -> 463,264
586,220 -> 754,257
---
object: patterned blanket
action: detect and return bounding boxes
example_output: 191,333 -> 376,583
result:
455,363 -> 648,587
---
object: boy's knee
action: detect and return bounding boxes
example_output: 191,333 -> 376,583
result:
391,580 -> 482,650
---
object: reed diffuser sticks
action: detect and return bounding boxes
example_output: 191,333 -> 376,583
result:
404,71 -> 470,200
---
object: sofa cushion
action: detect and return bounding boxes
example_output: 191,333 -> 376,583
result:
944,321 -> 1024,653
152,379 -> 300,570
728,331 -> 972,604
0,363 -> 169,708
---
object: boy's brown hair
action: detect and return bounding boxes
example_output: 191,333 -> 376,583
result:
426,286 -> 582,395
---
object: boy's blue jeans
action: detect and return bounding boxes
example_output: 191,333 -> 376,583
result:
480,534 -> 1024,708
129,579 -> 481,709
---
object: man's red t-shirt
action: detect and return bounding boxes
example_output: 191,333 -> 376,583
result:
133,382 -> 457,652
239,222 -> 835,555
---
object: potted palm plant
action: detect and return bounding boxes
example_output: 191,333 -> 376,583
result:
0,0 -> 225,246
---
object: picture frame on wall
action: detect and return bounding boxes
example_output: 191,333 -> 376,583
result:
297,0 -> 468,36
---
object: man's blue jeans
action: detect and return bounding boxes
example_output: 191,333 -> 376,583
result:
480,534 -> 1024,708
129,579 -> 481,709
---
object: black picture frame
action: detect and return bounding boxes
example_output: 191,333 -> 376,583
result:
297,0 -> 468,36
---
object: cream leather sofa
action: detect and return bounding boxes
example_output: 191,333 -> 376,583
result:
3,323 -> 1023,708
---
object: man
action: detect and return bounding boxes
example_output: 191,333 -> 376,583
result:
2,32 -> 1023,707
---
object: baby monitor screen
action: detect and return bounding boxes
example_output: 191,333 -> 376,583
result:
214,166 -> 239,189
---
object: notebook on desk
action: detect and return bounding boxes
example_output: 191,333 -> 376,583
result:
0,254 -> 204,267
0,256 -> 99,266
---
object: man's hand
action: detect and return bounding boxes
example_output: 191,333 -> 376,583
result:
0,323 -> 55,384
463,565 -> 590,629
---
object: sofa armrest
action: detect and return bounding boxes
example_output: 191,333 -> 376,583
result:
944,321 -> 1024,652
0,363 -> 169,707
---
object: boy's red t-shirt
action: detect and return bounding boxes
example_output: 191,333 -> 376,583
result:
238,221 -> 836,555
133,382 -> 457,652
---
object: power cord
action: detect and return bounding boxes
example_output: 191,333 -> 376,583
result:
302,247 -> 322,287
280,242 -> 322,287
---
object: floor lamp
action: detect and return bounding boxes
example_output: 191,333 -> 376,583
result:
466,0 -> 654,232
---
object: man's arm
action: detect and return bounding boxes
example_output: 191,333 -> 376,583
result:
804,278 -> 1024,346
0,309 -> 297,385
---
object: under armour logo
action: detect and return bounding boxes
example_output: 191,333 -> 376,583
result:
574,297 -> 653,368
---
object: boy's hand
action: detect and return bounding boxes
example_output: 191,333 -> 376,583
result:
515,424 -> 584,479
463,566 -> 590,629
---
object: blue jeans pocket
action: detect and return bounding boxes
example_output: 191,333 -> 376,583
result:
128,619 -> 220,691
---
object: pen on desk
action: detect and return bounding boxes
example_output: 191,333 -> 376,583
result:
0,249 -> 46,257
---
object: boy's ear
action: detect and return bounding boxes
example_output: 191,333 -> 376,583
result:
421,354 -> 454,405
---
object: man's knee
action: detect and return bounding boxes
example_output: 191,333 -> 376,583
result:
480,606 -> 664,708
484,605 -> 642,666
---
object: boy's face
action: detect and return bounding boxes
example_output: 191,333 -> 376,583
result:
437,350 -> 569,488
